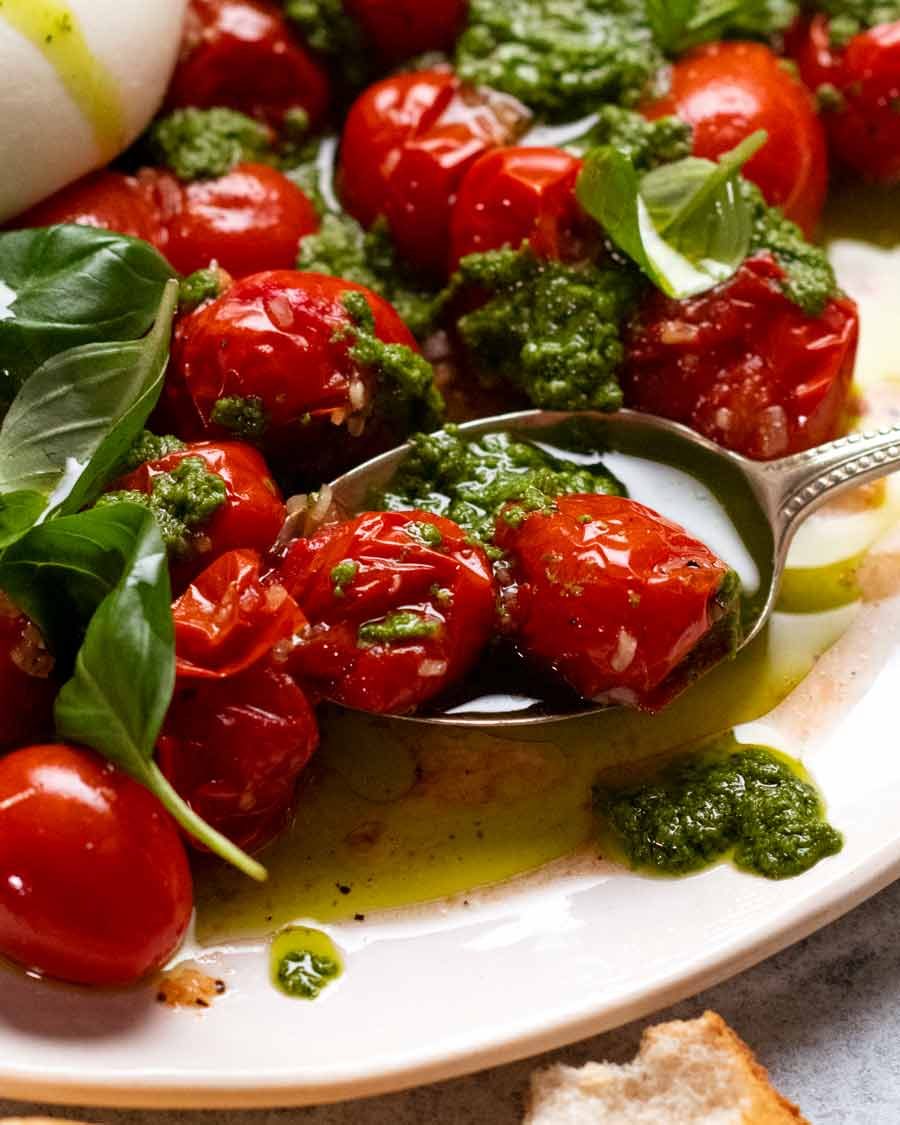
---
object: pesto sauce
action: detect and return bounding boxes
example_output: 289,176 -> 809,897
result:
371,424 -> 625,551
595,734 -> 843,879
121,430 -> 186,473
270,926 -> 342,1000
145,108 -> 274,182
563,106 -> 692,169
819,0 -> 900,43
210,395 -> 269,440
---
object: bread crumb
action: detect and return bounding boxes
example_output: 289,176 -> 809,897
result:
156,963 -> 226,1009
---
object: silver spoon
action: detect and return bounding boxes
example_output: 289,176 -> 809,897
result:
328,408 -> 900,727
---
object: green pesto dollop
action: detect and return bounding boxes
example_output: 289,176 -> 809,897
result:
358,609 -> 442,646
819,0 -> 900,45
97,456 -> 227,559
595,737 -> 843,880
330,558 -> 359,597
745,183 -> 839,315
299,214 -> 442,338
121,430 -> 186,473
283,0 -> 369,86
146,107 -> 275,182
372,424 -> 625,551
178,267 -> 228,314
340,291 -> 444,429
211,395 -> 269,440
563,105 -> 692,169
455,0 -> 662,120
451,247 -> 642,412
271,926 -> 343,1000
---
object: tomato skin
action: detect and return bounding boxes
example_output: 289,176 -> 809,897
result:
339,69 -> 524,277
449,146 -> 591,270
173,548 -> 306,680
494,495 -> 730,708
644,42 -> 827,235
112,441 -> 286,590
158,664 -> 318,853
154,164 -> 320,278
0,596 -> 56,752
167,0 -> 330,129
13,170 -> 165,247
789,15 -> 900,183
0,744 -> 192,986
622,254 -> 859,460
280,510 -> 496,714
166,270 -> 425,479
345,0 -> 468,63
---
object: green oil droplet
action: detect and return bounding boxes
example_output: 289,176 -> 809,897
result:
0,0 -> 126,158
270,927 -> 342,1000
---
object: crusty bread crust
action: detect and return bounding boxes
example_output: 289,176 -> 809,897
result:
525,1011 -> 809,1124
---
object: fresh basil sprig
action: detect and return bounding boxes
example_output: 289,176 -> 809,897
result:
0,225 -> 177,391
577,131 -> 767,299
0,278 -> 178,539
0,503 -> 266,881
645,0 -> 796,53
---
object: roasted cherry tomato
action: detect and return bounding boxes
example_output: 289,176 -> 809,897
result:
167,0 -> 330,129
345,0 -> 468,64
14,169 -> 164,247
0,594 -> 56,752
0,744 -> 192,986
622,254 -> 860,460
159,664 -> 319,853
494,494 -> 733,709
111,441 -> 286,590
280,510 -> 496,714
449,146 -> 592,270
339,69 -> 526,277
643,42 -> 828,235
789,15 -> 900,183
156,163 -> 320,278
166,270 -> 430,480
173,548 -> 305,680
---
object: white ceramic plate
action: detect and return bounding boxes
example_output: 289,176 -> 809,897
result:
1,200 -> 899,1110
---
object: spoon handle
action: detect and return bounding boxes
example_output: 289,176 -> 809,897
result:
757,424 -> 900,538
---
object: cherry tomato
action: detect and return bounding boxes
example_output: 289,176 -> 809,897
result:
166,270 -> 429,480
0,744 -> 192,986
280,509 -> 496,714
494,494 -> 732,709
167,0 -> 330,129
449,146 -> 591,270
0,594 -> 56,753
13,170 -> 164,247
339,69 -> 526,277
643,42 -> 828,236
154,163 -> 319,278
173,548 -> 306,680
111,441 -> 286,590
158,664 -> 318,853
789,15 -> 900,183
622,254 -> 859,460
345,0 -> 468,64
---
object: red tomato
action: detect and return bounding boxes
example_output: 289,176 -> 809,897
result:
494,494 -> 732,709
0,744 -> 192,986
622,254 -> 859,460
158,664 -> 319,853
0,595 -> 56,752
166,270 -> 429,479
167,0 -> 330,129
173,548 -> 306,679
643,42 -> 828,235
13,170 -> 164,247
280,510 -> 496,714
152,163 -> 319,278
449,146 -> 590,270
339,69 -> 526,277
345,0 -> 468,63
789,15 -> 900,183
111,441 -> 286,590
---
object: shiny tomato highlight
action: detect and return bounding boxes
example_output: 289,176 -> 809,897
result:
14,170 -> 165,247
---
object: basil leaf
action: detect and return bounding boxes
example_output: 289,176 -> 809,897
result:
644,0 -> 695,51
0,278 -> 178,527
0,502 -> 266,881
645,0 -> 792,53
577,132 -> 767,299
0,225 -> 177,390
0,492 -> 47,550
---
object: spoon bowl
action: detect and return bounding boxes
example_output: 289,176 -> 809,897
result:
328,409 -> 900,726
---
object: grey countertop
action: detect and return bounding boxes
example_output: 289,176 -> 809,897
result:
4,876 -> 899,1125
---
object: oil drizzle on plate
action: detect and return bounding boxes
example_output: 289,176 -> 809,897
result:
0,0 -> 125,158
